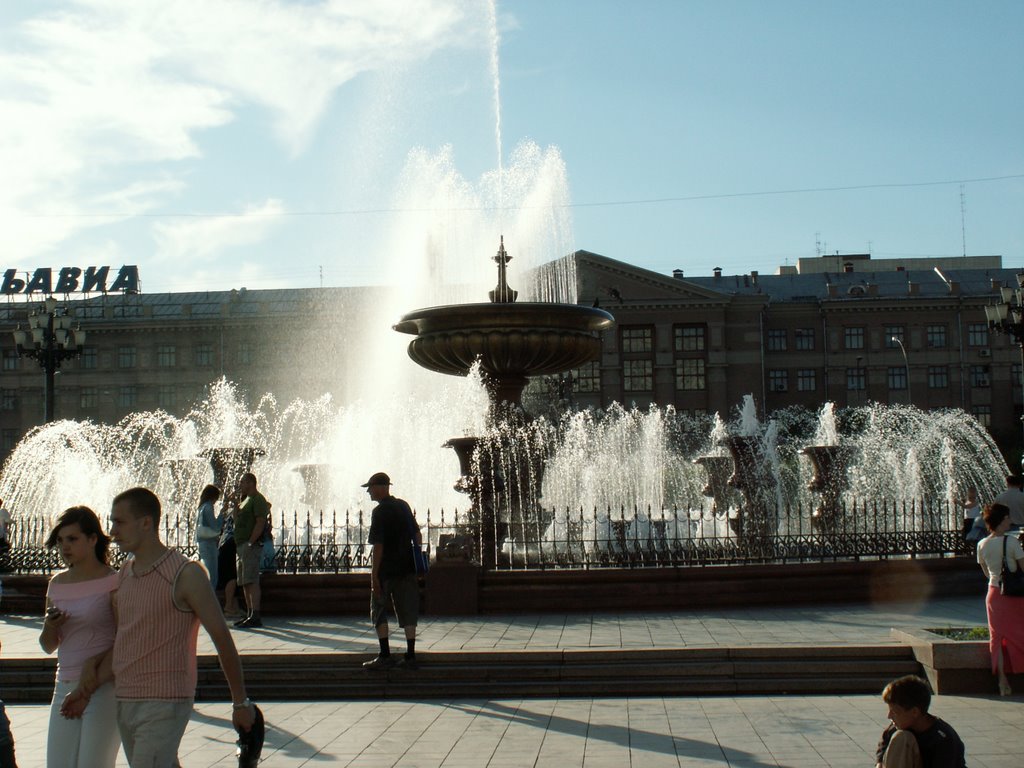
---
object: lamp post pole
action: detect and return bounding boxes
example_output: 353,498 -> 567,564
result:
12,297 -> 86,423
984,272 -> 1024,470
891,336 -> 911,405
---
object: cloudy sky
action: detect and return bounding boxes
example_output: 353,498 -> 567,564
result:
1,0 -> 1021,295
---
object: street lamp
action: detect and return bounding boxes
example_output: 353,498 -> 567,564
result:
984,273 -> 1024,469
891,336 -> 911,405
12,297 -> 86,423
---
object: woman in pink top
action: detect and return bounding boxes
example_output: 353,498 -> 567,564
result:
39,507 -> 120,767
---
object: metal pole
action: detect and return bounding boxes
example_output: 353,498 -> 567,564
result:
44,312 -> 56,423
1019,341 -> 1024,472
892,337 -> 911,405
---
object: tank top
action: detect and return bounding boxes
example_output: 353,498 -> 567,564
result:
47,573 -> 118,682
112,548 -> 200,700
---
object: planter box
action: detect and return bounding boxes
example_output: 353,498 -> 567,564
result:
891,627 -> 992,694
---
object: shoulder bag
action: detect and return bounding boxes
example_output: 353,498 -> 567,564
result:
407,509 -> 429,576
1000,536 -> 1024,597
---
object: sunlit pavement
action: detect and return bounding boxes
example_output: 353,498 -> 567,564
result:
4,596 -> 1020,766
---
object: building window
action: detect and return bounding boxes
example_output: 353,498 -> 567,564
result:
158,384 -> 176,409
238,342 -> 253,365
2,429 -> 17,452
674,325 -> 705,352
768,369 -> 788,393
926,325 -> 946,348
157,345 -> 177,367
846,367 -> 866,390
844,327 -> 865,350
79,347 -> 97,369
766,329 -> 787,351
928,366 -> 948,388
624,360 -> 653,391
887,367 -> 907,391
885,326 -> 905,348
621,327 -> 653,354
1,390 -> 15,411
972,405 -> 992,429
118,385 -> 138,408
194,344 -> 214,367
675,359 -> 706,391
3,351 -> 18,371
970,365 -> 990,388
794,328 -> 814,351
572,361 -> 601,393
80,387 -> 97,409
967,323 -> 988,347
797,369 -> 816,392
118,346 -> 136,369
1013,363 -> 1022,391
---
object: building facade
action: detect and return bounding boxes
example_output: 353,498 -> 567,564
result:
0,252 -> 1021,467
571,251 -> 1023,465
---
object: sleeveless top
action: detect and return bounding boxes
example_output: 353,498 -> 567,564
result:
112,548 -> 200,700
47,572 -> 118,682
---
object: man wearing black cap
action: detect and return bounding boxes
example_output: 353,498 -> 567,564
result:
361,472 -> 422,670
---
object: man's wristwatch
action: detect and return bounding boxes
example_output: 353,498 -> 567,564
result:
233,697 -> 254,710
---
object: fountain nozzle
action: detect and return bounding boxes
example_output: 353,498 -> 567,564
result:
489,236 -> 518,304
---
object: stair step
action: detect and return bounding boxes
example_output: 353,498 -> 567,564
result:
1,646 -> 920,703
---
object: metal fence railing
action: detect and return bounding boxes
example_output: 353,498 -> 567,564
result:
0,499 -> 972,575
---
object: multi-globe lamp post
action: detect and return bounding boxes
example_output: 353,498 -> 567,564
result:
984,273 -> 1024,468
12,296 -> 86,423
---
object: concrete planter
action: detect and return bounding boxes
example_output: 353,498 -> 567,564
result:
892,627 -> 993,694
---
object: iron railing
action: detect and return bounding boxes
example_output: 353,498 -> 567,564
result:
0,499 -> 973,575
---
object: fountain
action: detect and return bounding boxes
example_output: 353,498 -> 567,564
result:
0,0 -> 1012,579
799,445 -> 848,533
394,237 -> 614,567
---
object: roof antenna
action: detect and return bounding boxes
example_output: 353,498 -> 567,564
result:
959,184 -> 967,257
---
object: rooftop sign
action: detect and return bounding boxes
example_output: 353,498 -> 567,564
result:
2,266 -> 140,296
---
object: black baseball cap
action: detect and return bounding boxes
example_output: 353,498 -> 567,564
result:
360,472 -> 391,487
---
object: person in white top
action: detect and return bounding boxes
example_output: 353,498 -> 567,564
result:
958,486 -> 983,541
976,502 -> 1024,696
39,506 -> 120,767
992,474 -> 1024,528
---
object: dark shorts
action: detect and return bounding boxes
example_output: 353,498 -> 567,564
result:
370,573 -> 419,629
236,542 -> 261,586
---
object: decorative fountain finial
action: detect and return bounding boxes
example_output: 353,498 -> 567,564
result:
488,236 -> 518,304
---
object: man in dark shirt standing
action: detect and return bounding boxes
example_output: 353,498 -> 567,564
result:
362,472 -> 422,670
875,676 -> 966,767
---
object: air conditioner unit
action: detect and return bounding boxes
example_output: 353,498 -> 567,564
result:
977,377 -> 990,387
979,348 -> 991,358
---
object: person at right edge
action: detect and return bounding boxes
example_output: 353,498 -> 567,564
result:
361,472 -> 421,670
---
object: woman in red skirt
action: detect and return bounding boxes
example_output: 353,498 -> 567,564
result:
977,503 -> 1024,696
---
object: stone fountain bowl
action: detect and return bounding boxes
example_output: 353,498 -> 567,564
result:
394,302 -> 615,378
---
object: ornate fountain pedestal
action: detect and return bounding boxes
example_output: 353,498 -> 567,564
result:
202,447 -> 264,494
692,455 -> 736,514
396,239 -> 614,570
158,458 -> 207,507
293,464 -> 334,510
800,445 -> 848,533
722,436 -> 776,543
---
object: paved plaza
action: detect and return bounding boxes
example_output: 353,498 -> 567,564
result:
3,596 -> 1021,767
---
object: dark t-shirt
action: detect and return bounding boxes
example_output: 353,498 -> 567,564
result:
367,496 -> 417,582
876,718 -> 966,768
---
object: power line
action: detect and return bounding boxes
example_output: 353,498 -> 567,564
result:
13,173 -> 1024,219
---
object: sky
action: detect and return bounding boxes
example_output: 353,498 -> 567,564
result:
1,0 -> 1022,296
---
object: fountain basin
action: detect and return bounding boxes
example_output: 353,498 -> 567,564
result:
395,302 -> 613,405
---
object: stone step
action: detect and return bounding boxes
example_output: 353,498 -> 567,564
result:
0,645 -> 920,702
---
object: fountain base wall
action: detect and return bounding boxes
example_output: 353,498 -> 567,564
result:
0,558 -> 983,616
